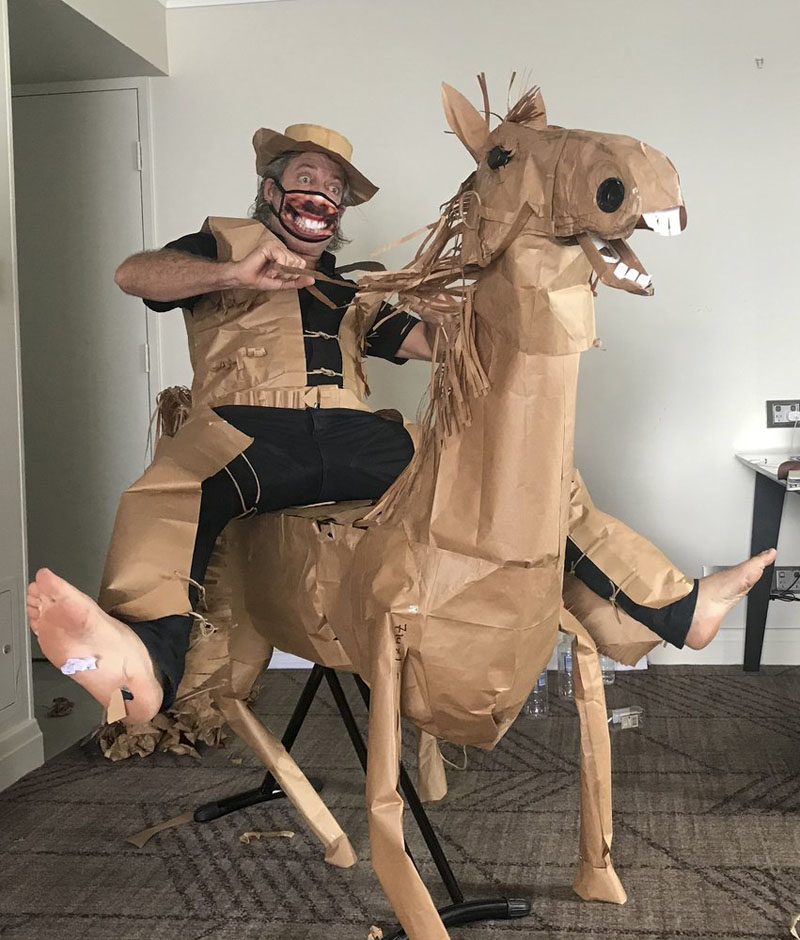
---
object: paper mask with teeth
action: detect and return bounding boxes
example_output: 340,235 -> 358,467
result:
272,179 -> 343,243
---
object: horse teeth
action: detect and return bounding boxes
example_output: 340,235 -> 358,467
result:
623,268 -> 640,282
614,262 -> 629,279
642,207 -> 682,237
591,236 -> 618,263
637,273 -> 652,288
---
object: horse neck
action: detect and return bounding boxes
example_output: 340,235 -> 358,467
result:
419,234 -> 592,563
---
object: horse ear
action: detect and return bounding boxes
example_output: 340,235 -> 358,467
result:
441,83 -> 491,162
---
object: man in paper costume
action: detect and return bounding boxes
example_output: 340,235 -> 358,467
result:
26,121 -> 774,724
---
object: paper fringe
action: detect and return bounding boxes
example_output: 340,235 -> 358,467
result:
360,180 -> 490,524
155,385 -> 192,441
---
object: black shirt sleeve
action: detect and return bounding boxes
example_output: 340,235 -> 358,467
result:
365,303 -> 419,364
142,231 -> 218,312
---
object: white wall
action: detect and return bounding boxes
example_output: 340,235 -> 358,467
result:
148,0 -> 800,663
0,0 -> 43,789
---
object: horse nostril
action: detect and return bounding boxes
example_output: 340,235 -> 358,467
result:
487,145 -> 513,170
596,177 -> 625,212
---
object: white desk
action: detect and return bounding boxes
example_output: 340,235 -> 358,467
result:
736,453 -> 800,491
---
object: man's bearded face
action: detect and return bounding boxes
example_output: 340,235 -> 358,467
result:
265,152 -> 346,245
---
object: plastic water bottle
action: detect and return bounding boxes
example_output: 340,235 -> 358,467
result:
600,655 -> 616,685
523,670 -> 549,718
557,633 -> 574,699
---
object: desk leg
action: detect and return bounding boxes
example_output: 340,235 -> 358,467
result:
743,473 -> 785,671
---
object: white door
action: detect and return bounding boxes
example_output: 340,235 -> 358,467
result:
13,87 -> 152,599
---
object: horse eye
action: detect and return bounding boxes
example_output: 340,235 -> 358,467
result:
596,177 -> 625,212
487,146 -> 513,170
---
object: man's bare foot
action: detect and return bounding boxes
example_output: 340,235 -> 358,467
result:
685,549 -> 778,649
27,568 -> 163,723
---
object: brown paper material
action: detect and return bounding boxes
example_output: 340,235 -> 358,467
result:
101,537 -> 236,760
126,811 -> 195,848
100,407 -> 253,621
561,609 -> 627,904
364,615 -> 449,940
239,830 -> 294,843
563,572 -> 662,667
187,217 -> 374,413
214,688 -> 356,869
46,696 -> 74,718
416,730 -> 448,803
106,688 -> 126,724
568,470 -> 694,610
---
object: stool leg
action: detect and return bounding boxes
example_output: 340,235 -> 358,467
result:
744,474 -> 785,671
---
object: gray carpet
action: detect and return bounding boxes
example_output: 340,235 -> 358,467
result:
1,665 -> 798,940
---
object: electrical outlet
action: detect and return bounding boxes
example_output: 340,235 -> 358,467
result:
772,566 -> 800,595
766,399 -> 800,427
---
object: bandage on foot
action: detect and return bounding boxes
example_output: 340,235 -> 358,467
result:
686,549 -> 778,649
26,568 -> 163,723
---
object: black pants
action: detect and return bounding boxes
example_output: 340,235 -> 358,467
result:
127,406 -> 416,706
127,406 -> 696,709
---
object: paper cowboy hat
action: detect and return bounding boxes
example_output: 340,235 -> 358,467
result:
253,123 -> 378,205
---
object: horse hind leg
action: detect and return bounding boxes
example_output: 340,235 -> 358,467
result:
561,608 -> 627,904
215,616 -> 357,869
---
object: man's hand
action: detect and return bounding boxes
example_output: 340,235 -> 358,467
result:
116,236 -> 315,304
230,239 -> 315,291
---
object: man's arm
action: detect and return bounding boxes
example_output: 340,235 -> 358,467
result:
115,237 -> 313,303
395,320 -> 433,361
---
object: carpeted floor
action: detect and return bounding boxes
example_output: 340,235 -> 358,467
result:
1,665 -> 798,940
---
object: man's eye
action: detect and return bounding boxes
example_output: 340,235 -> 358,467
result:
299,175 -> 311,183
330,185 -> 341,196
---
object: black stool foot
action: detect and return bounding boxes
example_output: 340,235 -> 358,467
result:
383,897 -> 531,939
193,776 -> 324,823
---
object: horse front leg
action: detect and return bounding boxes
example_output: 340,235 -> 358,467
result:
365,613 -> 450,940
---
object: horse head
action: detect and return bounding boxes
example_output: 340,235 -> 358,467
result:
442,80 -> 686,297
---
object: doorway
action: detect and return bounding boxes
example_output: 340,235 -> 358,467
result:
12,82 -> 156,756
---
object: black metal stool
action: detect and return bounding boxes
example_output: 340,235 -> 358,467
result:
194,664 -> 531,938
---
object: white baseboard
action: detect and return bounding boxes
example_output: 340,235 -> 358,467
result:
0,717 -> 44,792
269,651 -> 313,669
648,625 -> 800,666
267,627 -> 800,671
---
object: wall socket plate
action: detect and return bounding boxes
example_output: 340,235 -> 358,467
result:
766,399 -> 800,427
773,566 -> 800,595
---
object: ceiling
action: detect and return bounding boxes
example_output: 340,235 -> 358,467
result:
9,0 -> 166,85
